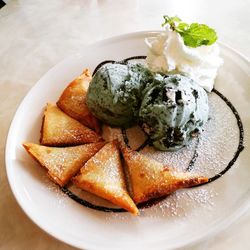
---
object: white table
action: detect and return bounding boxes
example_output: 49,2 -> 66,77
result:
1,0 -> 249,249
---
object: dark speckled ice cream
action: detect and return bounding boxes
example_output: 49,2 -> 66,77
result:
139,74 -> 209,151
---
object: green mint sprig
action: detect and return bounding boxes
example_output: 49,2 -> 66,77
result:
162,15 -> 218,48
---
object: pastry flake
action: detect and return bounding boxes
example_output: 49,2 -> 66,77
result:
57,69 -> 101,133
23,142 -> 105,187
120,145 -> 208,204
73,140 -> 138,215
40,103 -> 102,146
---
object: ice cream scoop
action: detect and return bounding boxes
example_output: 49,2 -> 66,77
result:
139,74 -> 209,151
86,62 -> 154,127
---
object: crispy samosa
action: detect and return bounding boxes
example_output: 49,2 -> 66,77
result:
57,69 -> 100,133
40,103 -> 102,146
23,142 -> 105,186
73,140 -> 138,215
120,145 -> 208,204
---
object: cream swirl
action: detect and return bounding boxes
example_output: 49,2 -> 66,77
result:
145,26 -> 223,92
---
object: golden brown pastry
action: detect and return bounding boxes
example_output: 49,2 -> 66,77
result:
23,142 -> 105,187
73,140 -> 139,215
57,69 -> 100,133
40,103 -> 102,146
120,145 -> 208,204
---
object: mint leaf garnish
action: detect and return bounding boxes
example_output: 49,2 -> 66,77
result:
177,23 -> 217,47
162,16 -> 218,48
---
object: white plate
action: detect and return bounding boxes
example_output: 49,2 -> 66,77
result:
5,31 -> 250,250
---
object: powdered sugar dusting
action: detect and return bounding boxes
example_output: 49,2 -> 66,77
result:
141,188 -> 218,218
101,91 -> 238,219
42,176 -> 69,208
64,90 -> 239,218
194,93 -> 239,176
102,187 -> 218,222
140,92 -> 239,178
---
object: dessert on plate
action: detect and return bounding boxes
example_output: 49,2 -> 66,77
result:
23,16 -> 226,214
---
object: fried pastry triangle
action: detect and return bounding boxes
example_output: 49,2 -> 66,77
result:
120,145 -> 208,204
40,103 -> 102,146
23,142 -> 105,187
73,141 -> 138,215
57,69 -> 100,133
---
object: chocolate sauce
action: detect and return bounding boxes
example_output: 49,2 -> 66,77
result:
195,88 -> 245,187
62,57 -> 245,213
121,127 -> 150,151
92,56 -> 147,76
61,187 -> 125,213
92,60 -> 116,76
186,138 -> 200,172
61,187 -> 166,212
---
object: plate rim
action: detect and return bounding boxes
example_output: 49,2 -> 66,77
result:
5,30 -> 250,250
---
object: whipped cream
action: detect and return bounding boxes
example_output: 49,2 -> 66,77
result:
145,26 -> 223,92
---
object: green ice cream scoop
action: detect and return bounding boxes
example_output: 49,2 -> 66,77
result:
86,62 -> 154,127
139,74 -> 209,151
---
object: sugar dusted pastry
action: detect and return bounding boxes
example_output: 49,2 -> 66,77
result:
23,142 -> 105,186
57,69 -> 101,133
120,144 -> 208,204
40,103 -> 102,146
73,140 -> 138,215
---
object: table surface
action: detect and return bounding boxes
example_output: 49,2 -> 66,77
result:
1,0 -> 250,249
